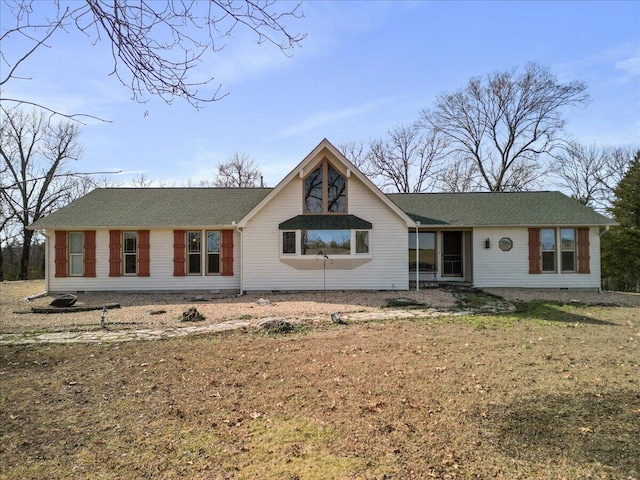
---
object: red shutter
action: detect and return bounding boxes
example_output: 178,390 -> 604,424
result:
577,227 -> 590,274
138,230 -> 150,277
109,230 -> 122,277
221,230 -> 234,276
55,230 -> 68,278
528,228 -> 541,274
83,231 -> 96,277
173,230 -> 186,276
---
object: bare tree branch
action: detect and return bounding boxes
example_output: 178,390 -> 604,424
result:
421,62 -> 589,192
1,0 -> 306,117
214,152 -> 263,187
552,142 -> 638,212
367,123 -> 446,193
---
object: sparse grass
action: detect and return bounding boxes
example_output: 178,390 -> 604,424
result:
1,304 -> 639,479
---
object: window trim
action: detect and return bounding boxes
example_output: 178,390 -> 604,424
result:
281,231 -> 297,255
355,230 -> 370,255
301,229 -> 351,256
206,230 -> 221,275
122,231 -> 138,275
186,230 -> 202,275
560,228 -> 577,273
302,159 -> 348,215
68,231 -> 84,277
279,229 -> 372,258
540,228 -> 557,273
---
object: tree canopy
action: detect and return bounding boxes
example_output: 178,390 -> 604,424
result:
601,151 -> 640,292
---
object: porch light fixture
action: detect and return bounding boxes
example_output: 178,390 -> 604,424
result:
485,238 -> 491,249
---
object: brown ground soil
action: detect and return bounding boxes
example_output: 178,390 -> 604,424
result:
1,281 -> 458,334
0,281 -> 639,479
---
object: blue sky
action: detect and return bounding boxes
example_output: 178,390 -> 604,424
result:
2,0 -> 639,187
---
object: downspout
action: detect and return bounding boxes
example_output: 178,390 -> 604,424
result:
415,221 -> 421,292
599,226 -> 611,293
232,222 -> 243,295
42,230 -> 50,293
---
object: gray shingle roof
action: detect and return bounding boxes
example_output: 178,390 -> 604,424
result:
30,188 -> 272,228
30,188 -> 614,230
386,191 -> 615,227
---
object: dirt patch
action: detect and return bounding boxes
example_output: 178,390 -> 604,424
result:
1,305 -> 638,479
0,280 -> 457,334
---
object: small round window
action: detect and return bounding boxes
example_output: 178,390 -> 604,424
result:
499,237 -> 513,252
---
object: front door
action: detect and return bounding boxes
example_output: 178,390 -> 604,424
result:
442,231 -> 463,277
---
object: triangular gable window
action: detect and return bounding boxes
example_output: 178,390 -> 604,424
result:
304,159 -> 346,214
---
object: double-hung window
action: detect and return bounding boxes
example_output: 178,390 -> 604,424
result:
206,231 -> 221,274
541,228 -> 556,273
69,232 -> 83,276
560,228 -> 576,272
530,227 -> 589,275
123,232 -> 138,274
282,231 -> 297,255
355,230 -> 369,254
187,231 -> 201,275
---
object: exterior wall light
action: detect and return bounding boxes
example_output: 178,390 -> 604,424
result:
485,238 -> 491,249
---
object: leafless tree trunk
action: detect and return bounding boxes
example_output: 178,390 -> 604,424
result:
0,105 -> 83,279
214,152 -> 263,187
421,62 -> 589,192
1,0 -> 306,118
553,143 -> 637,212
367,123 -> 446,193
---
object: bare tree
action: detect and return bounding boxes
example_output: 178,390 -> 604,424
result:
337,139 -> 371,172
553,143 -> 637,212
1,0 -> 306,118
436,157 -> 481,193
421,62 -> 589,192
130,173 -> 154,188
0,105 -> 83,278
214,152 -> 263,187
367,123 -> 446,193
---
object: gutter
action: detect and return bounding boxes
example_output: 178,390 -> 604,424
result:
599,225 -> 611,237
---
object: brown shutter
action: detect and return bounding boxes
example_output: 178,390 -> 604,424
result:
83,231 -> 96,277
55,230 -> 68,278
109,230 -> 122,277
577,227 -> 590,274
138,230 -> 150,277
221,230 -> 234,276
173,230 -> 186,276
528,228 -> 541,274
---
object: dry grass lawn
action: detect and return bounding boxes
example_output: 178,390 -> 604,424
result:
0,281 -> 639,479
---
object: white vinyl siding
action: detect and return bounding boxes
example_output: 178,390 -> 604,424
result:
242,168 -> 409,292
473,226 -> 601,289
46,229 -> 241,292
